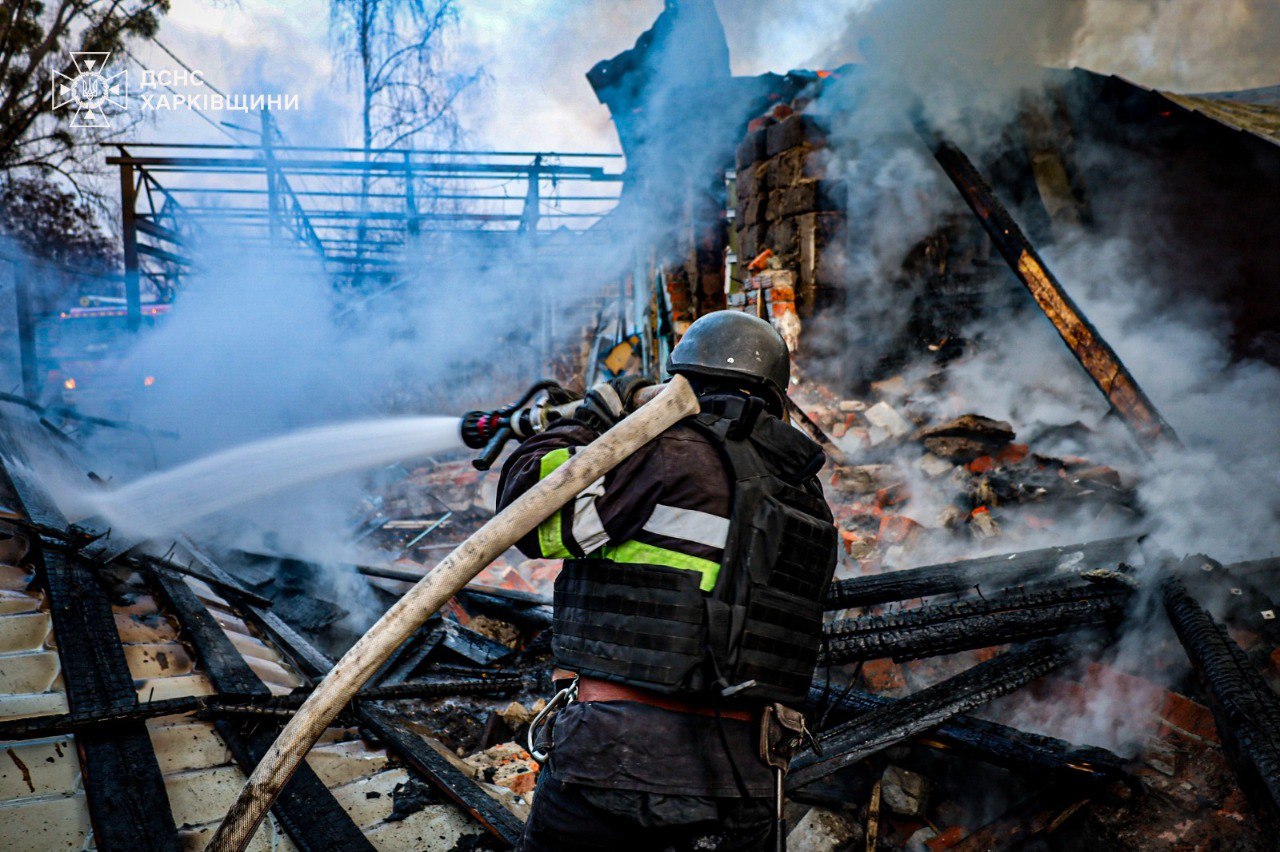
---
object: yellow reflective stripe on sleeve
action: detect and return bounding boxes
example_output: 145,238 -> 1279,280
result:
537,448 -> 573,558
539,448 -> 572,479
603,540 -> 720,592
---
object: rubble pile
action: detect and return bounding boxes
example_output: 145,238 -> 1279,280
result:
338,351 -> 1280,849
791,373 -> 1136,578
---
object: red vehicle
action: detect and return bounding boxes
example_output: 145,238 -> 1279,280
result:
39,303 -> 169,413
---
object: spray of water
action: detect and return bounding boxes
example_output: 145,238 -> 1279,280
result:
83,417 -> 464,540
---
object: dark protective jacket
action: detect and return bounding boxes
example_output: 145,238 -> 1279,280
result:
497,393 -> 837,704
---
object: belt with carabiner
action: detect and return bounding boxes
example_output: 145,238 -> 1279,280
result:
526,675 -> 577,763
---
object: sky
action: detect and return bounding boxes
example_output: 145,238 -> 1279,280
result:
129,0 -> 1280,156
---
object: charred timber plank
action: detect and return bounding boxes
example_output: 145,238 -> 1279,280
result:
234,590 -> 524,847
923,131 -> 1178,451
823,583 -> 1130,664
361,705 -> 524,847
790,640 -> 1075,788
0,696 -> 205,740
40,551 -> 182,852
1163,575 -> 1280,832
1184,555 -> 1280,647
150,566 -> 269,697
1229,557 -> 1280,577
439,618 -> 517,665
372,619 -> 446,686
825,536 -> 1137,611
804,684 -> 1125,784
0,678 -> 522,741
137,553 -> 272,608
214,720 -> 377,852
149,566 -> 375,852
457,589 -> 554,631
237,601 -> 338,678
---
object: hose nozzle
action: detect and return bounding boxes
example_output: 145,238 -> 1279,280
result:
460,380 -> 578,470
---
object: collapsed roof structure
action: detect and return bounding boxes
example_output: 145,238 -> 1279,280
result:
3,1 -> 1280,849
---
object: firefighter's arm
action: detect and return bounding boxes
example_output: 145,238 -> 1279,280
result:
496,420 -> 600,559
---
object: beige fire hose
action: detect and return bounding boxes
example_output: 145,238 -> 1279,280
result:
207,376 -> 699,852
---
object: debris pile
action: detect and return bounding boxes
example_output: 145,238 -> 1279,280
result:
791,374 -> 1135,577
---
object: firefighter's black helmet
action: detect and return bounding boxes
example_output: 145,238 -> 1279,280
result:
667,311 -> 789,411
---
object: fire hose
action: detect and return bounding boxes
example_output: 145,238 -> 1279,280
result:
206,375 -> 699,852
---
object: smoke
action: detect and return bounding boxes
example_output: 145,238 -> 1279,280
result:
727,0 -> 1280,94
776,0 -> 1280,757
4,0 -> 1275,748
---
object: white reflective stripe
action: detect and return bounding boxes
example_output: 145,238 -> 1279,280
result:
642,504 -> 730,550
571,476 -> 609,553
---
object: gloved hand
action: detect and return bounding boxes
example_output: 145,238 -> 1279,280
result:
574,375 -> 655,432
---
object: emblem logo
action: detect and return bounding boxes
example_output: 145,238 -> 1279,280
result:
52,52 -> 127,128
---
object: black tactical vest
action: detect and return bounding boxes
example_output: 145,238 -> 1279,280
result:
552,395 -> 838,704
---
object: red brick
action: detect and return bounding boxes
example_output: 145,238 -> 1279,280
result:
967,456 -> 994,473
996,443 -> 1029,465
1160,691 -> 1219,743
926,826 -> 968,850
874,484 -> 909,509
862,658 -> 905,692
878,514 -> 922,545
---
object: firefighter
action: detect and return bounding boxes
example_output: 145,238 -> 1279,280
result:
497,311 -> 838,851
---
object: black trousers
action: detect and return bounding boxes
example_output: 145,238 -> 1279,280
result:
518,766 -> 773,852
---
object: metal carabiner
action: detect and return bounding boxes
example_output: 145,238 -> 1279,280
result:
527,679 -> 577,763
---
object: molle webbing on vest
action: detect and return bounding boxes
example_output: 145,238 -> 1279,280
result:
553,559 -> 706,691
551,395 -> 838,703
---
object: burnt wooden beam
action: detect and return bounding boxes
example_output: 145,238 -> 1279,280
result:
923,129 -> 1179,452
825,536 -> 1138,611
371,619 -> 447,687
1163,573 -> 1280,832
790,640 -> 1075,788
230,583 -> 525,847
360,705 -> 525,847
40,550 -> 182,852
0,695 -> 206,740
456,590 -> 553,632
148,566 -> 376,852
150,567 -> 268,697
823,582 -> 1131,664
133,552 -> 273,608
805,682 -> 1126,784
0,675 -> 521,741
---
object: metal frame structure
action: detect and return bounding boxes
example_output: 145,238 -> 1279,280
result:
105,134 -> 626,327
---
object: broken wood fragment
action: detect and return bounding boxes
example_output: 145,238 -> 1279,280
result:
790,639 -> 1076,788
39,548 -> 183,851
824,536 -> 1137,611
923,130 -> 1179,452
805,681 -> 1126,784
824,583 -> 1131,664
1163,572 -> 1280,832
